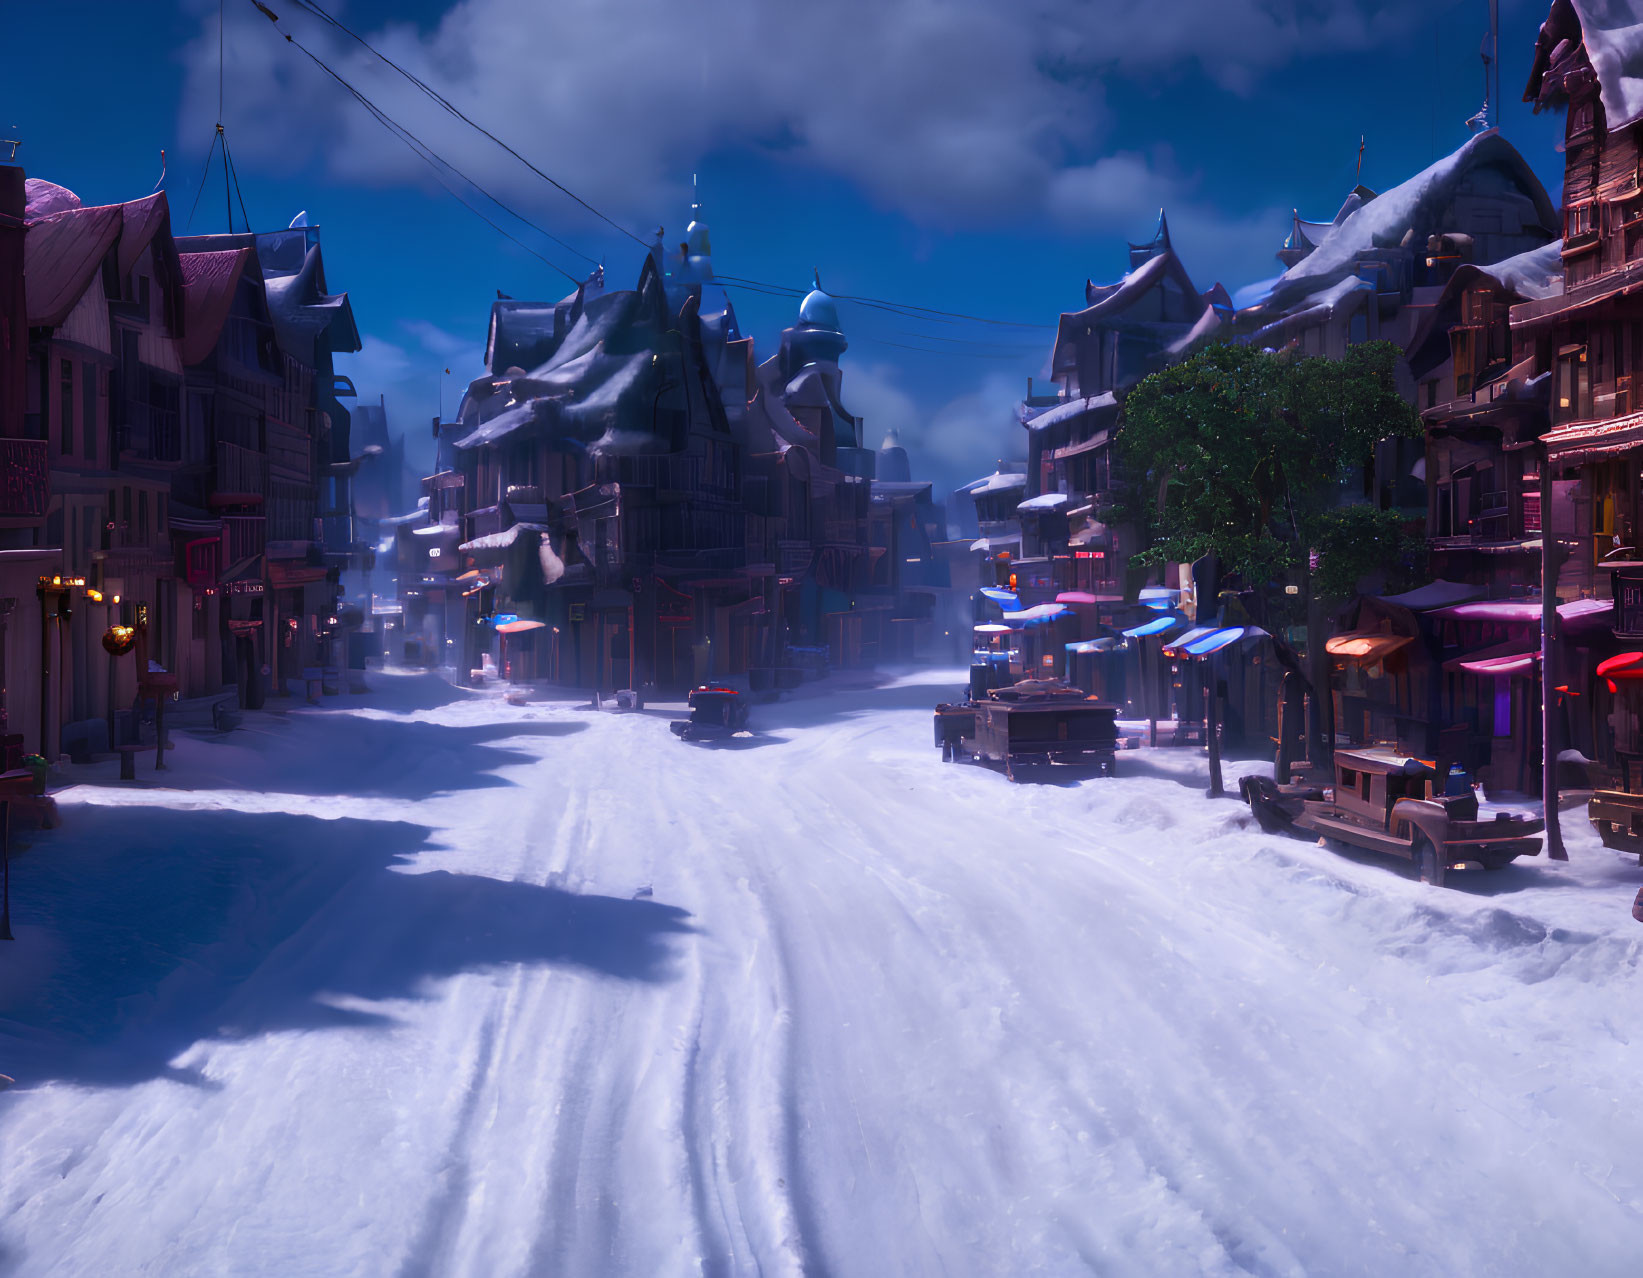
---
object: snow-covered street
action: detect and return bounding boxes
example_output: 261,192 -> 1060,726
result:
2,669 -> 1642,1276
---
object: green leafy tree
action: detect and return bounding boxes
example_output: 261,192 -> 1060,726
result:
1115,339 -> 1423,610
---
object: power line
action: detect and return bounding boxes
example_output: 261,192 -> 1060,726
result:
283,0 -> 647,249
254,0 -> 1055,335
184,129 -> 223,233
251,10 -> 584,283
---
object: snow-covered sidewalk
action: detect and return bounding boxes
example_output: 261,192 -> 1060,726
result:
1,668 -> 1640,1276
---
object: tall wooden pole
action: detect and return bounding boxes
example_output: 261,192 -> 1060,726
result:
1205,659 -> 1224,797
1541,456 -> 1568,859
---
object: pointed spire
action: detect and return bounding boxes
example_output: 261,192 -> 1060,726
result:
814,267 -> 823,291
1128,209 -> 1172,271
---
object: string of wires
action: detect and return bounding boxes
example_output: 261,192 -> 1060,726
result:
249,1 -> 589,282
247,0 -> 1056,344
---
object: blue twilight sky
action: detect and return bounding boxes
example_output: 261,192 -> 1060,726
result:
7,0 -> 1569,498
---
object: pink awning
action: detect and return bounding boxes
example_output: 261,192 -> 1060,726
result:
1055,591 -> 1100,604
1443,640 -> 1539,678
1431,597 -> 1611,625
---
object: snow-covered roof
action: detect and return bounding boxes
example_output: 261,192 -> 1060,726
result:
1021,393 -> 1117,433
455,275 -> 674,455
1017,492 -> 1070,512
957,470 -> 1027,496
1249,275 -> 1372,344
1476,239 -> 1565,302
1256,131 -> 1556,313
1077,251 -> 1200,321
381,497 -> 431,527
458,522 -> 552,554
1562,1 -> 1643,130
1166,304 -> 1223,357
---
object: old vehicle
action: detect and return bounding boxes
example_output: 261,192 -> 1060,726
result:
934,679 -> 1120,781
671,686 -> 750,742
1588,790 -> 1643,863
1240,747 -> 1544,886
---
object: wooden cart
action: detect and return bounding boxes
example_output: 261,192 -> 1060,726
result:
935,679 -> 1119,781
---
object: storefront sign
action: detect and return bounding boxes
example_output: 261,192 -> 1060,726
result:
228,580 -> 264,596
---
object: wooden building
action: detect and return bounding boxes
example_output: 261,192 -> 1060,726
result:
1512,0 -> 1643,779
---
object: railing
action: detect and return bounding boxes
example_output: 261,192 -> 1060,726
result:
597,453 -> 702,492
217,441 -> 267,497
222,514 -> 266,565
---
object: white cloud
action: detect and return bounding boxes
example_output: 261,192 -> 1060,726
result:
843,361 -> 1026,495
186,0 -> 1419,230
398,319 -> 471,362
844,362 -> 922,452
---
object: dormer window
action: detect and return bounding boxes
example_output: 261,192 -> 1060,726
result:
1571,99 -> 1596,138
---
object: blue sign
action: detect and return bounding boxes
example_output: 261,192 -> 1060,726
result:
490,613 -> 518,627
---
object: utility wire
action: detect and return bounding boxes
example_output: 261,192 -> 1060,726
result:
184,129 -> 223,232
284,0 -> 643,250
251,8 -> 582,283
256,0 -> 1053,335
222,131 -> 254,233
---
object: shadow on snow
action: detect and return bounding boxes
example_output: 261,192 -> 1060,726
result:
96,716 -> 590,801
0,802 -> 694,1091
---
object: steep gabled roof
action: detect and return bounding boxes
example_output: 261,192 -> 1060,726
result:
1260,130 -> 1556,313
1404,240 -> 1565,379
262,242 -> 361,362
1070,250 -> 1207,326
22,202 -> 123,326
177,248 -> 254,366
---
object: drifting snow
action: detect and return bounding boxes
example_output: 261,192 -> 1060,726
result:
1,670 -> 1641,1275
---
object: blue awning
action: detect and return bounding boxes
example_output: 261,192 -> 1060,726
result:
979,587 -> 1020,609
1122,614 -> 1183,639
1065,638 -> 1119,654
1002,603 -> 1069,625
1184,626 -> 1245,656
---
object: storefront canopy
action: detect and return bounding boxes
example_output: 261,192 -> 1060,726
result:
1430,597 -> 1611,626
1122,614 -> 1184,639
1598,651 -> 1643,690
1002,603 -> 1070,625
1443,641 -> 1539,678
974,622 -> 1015,634
496,619 -> 546,635
1325,631 -> 1414,663
1065,637 -> 1120,654
979,587 -> 1020,609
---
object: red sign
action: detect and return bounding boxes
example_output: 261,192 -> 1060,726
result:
0,438 -> 48,518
